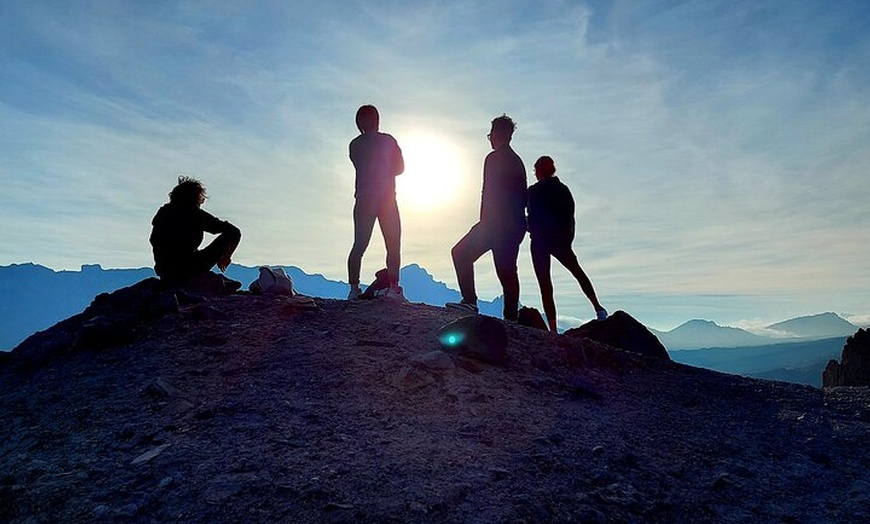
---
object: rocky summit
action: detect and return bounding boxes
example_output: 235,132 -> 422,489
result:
1,281 -> 869,523
824,328 -> 870,387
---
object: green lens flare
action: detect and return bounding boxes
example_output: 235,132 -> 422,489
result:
439,331 -> 464,347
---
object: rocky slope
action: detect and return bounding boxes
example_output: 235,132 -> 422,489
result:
1,282 -> 868,523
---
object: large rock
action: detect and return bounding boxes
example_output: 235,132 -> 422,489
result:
823,328 -> 870,387
437,315 -> 508,366
564,310 -> 670,361
517,306 -> 548,331
10,278 -> 178,370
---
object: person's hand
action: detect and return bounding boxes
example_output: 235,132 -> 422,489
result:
217,253 -> 231,272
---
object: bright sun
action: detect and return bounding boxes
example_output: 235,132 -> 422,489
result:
396,132 -> 465,211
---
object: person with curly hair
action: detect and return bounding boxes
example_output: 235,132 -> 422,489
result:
150,176 -> 241,287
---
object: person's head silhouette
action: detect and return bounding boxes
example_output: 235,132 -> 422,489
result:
356,105 -> 380,134
534,156 -> 556,181
488,114 -> 516,150
169,176 -> 207,208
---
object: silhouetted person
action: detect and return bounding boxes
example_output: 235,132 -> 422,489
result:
347,105 -> 405,300
528,156 -> 606,332
447,115 -> 527,320
150,176 -> 241,288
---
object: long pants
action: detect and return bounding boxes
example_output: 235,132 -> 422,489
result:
155,229 -> 241,285
531,238 -> 598,329
348,195 -> 401,287
451,222 -> 524,321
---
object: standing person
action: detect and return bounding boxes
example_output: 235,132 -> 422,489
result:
447,114 -> 527,321
347,105 -> 405,300
150,176 -> 242,288
528,156 -> 607,332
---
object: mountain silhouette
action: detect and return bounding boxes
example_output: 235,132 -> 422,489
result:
767,312 -> 858,339
1,281 -> 868,523
670,336 -> 849,387
651,319 -> 769,350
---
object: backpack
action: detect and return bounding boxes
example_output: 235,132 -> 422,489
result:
358,268 -> 390,299
249,266 -> 295,295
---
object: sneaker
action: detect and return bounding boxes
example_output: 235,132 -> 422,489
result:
347,286 -> 361,300
446,300 -> 478,313
381,285 -> 407,301
596,308 -> 608,321
373,285 -> 401,296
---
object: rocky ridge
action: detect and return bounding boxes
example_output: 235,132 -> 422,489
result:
824,328 -> 870,387
1,281 -> 869,523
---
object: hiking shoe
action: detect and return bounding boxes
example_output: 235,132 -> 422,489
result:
384,286 -> 408,302
371,285 -> 406,301
596,308 -> 608,321
446,300 -> 478,313
347,286 -> 361,300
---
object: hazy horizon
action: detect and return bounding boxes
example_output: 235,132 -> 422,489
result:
2,2 -> 868,332
2,259 -> 866,335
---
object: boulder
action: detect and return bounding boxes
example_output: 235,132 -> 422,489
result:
437,315 -> 508,366
517,306 -> 548,331
823,328 -> 870,387
563,310 -> 670,361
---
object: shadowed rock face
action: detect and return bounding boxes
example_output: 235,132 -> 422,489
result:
437,315 -> 508,366
823,328 -> 870,387
563,310 -> 670,361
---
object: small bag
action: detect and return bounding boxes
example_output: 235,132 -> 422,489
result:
358,268 -> 390,300
249,266 -> 295,295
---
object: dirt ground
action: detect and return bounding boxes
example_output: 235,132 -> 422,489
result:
1,287 -> 869,523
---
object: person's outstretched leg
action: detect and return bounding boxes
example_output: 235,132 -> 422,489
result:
531,239 -> 558,332
492,231 -> 523,322
348,199 -> 378,294
378,197 -> 402,288
553,244 -> 605,315
450,223 -> 489,307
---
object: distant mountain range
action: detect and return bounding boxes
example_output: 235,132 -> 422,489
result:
767,313 -> 859,339
651,313 -> 860,387
669,337 -> 849,388
0,263 -> 503,351
651,313 -> 858,350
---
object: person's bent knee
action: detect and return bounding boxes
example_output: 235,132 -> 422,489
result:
223,226 -> 242,245
451,243 -> 463,263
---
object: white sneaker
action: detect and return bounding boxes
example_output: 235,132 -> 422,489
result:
383,285 -> 407,301
446,300 -> 479,313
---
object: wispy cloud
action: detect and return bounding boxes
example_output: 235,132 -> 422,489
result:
1,0 -> 868,327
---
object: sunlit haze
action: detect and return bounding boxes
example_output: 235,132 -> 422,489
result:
1,1 -> 868,331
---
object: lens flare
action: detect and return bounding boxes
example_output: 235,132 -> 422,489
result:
439,331 -> 464,347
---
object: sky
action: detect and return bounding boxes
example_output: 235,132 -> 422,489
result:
1,0 -> 868,331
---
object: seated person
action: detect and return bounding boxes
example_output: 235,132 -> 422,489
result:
150,176 -> 241,288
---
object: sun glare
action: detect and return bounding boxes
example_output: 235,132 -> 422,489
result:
396,132 -> 465,211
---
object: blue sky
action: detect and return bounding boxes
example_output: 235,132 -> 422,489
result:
1,0 -> 868,330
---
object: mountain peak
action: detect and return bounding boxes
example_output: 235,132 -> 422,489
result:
682,319 -> 719,327
1,281 -> 867,522
660,319 -> 767,350
767,312 -> 857,338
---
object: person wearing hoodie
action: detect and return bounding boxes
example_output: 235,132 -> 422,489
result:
527,156 -> 606,332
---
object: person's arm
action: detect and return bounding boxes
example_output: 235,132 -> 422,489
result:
217,231 -> 240,272
393,137 -> 404,176
563,185 -> 576,241
201,209 -> 241,272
